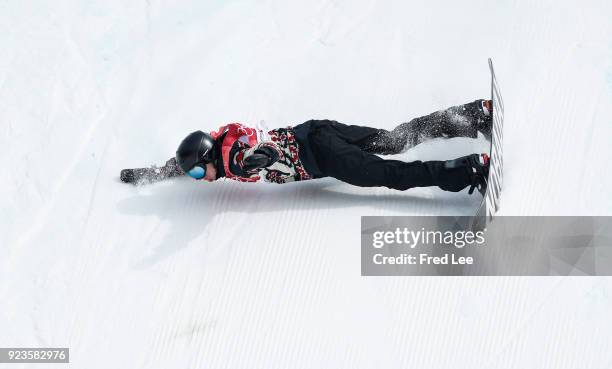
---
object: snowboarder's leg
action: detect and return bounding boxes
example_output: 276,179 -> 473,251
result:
303,119 -> 409,156
305,120 -> 385,147
310,127 -> 488,192
366,99 -> 493,155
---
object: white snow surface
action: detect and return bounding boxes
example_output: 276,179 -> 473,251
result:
2,1 -> 612,368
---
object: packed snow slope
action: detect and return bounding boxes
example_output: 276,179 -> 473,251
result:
2,1 -> 612,368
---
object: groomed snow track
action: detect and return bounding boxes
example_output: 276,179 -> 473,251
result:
1,1 -> 612,368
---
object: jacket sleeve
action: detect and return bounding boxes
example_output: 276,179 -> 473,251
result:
213,123 -> 260,182
229,141 -> 284,178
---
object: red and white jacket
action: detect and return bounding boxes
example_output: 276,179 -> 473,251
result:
209,123 -> 312,184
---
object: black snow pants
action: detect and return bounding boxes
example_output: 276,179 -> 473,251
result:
293,100 -> 485,192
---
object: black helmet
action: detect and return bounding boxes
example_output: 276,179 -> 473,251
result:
175,131 -> 218,172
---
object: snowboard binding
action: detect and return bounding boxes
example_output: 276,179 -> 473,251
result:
467,153 -> 490,196
440,153 -> 490,196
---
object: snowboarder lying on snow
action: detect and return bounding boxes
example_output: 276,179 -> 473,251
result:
121,100 -> 492,195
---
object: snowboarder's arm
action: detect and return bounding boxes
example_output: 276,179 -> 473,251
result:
228,141 -> 283,179
241,142 -> 283,171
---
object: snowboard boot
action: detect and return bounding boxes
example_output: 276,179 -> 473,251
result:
463,99 -> 493,139
433,153 -> 490,195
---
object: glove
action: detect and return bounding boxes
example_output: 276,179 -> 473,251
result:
242,142 -> 282,172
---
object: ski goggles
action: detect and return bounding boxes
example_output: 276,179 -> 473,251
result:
187,165 -> 206,180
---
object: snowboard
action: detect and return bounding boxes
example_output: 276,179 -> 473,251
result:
120,157 -> 184,185
472,58 -> 504,230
